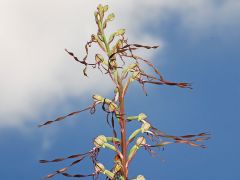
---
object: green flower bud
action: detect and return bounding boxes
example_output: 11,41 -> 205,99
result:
113,163 -> 121,173
97,4 -> 104,20
138,113 -> 147,121
136,137 -> 146,146
103,5 -> 108,12
94,135 -> 107,148
97,4 -> 103,11
92,94 -> 104,102
116,29 -> 125,36
136,175 -> 146,180
95,163 -> 114,178
106,13 -> 115,21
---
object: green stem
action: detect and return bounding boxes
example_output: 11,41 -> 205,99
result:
103,170 -> 115,179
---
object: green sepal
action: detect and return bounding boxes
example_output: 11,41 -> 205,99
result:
103,143 -> 117,152
108,32 -> 117,44
106,137 -> 120,143
92,34 -> 106,51
127,116 -> 139,121
104,170 -> 115,179
128,144 -> 138,161
128,129 -> 141,143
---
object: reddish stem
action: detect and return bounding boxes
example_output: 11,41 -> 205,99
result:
118,77 -> 128,179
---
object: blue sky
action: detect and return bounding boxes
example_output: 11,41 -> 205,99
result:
0,1 -> 240,179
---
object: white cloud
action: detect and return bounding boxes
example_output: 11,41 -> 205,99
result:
0,0 -> 239,127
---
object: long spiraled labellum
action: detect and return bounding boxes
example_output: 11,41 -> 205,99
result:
122,44 -> 159,50
65,36 -> 100,77
43,167 -> 68,179
70,157 -> 86,166
115,43 -> 192,90
43,157 -> 86,178
148,141 -> 173,148
143,80 -> 192,89
41,148 -> 100,179
38,104 -> 97,127
44,171 -> 95,179
150,126 -> 210,148
39,153 -> 87,163
61,172 -> 95,178
65,49 -> 93,77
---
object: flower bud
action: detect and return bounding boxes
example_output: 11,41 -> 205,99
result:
138,113 -> 147,121
136,175 -> 146,180
136,137 -> 146,146
106,13 -> 115,21
95,163 -> 105,173
94,135 -> 107,148
103,5 -> 108,12
97,4 -> 103,11
116,29 -> 125,36
92,94 -> 103,102
113,163 -> 121,173
97,4 -> 104,20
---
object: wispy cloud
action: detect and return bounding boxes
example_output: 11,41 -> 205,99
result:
0,0 -> 239,127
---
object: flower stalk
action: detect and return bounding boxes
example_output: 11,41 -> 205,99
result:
39,4 -> 210,180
